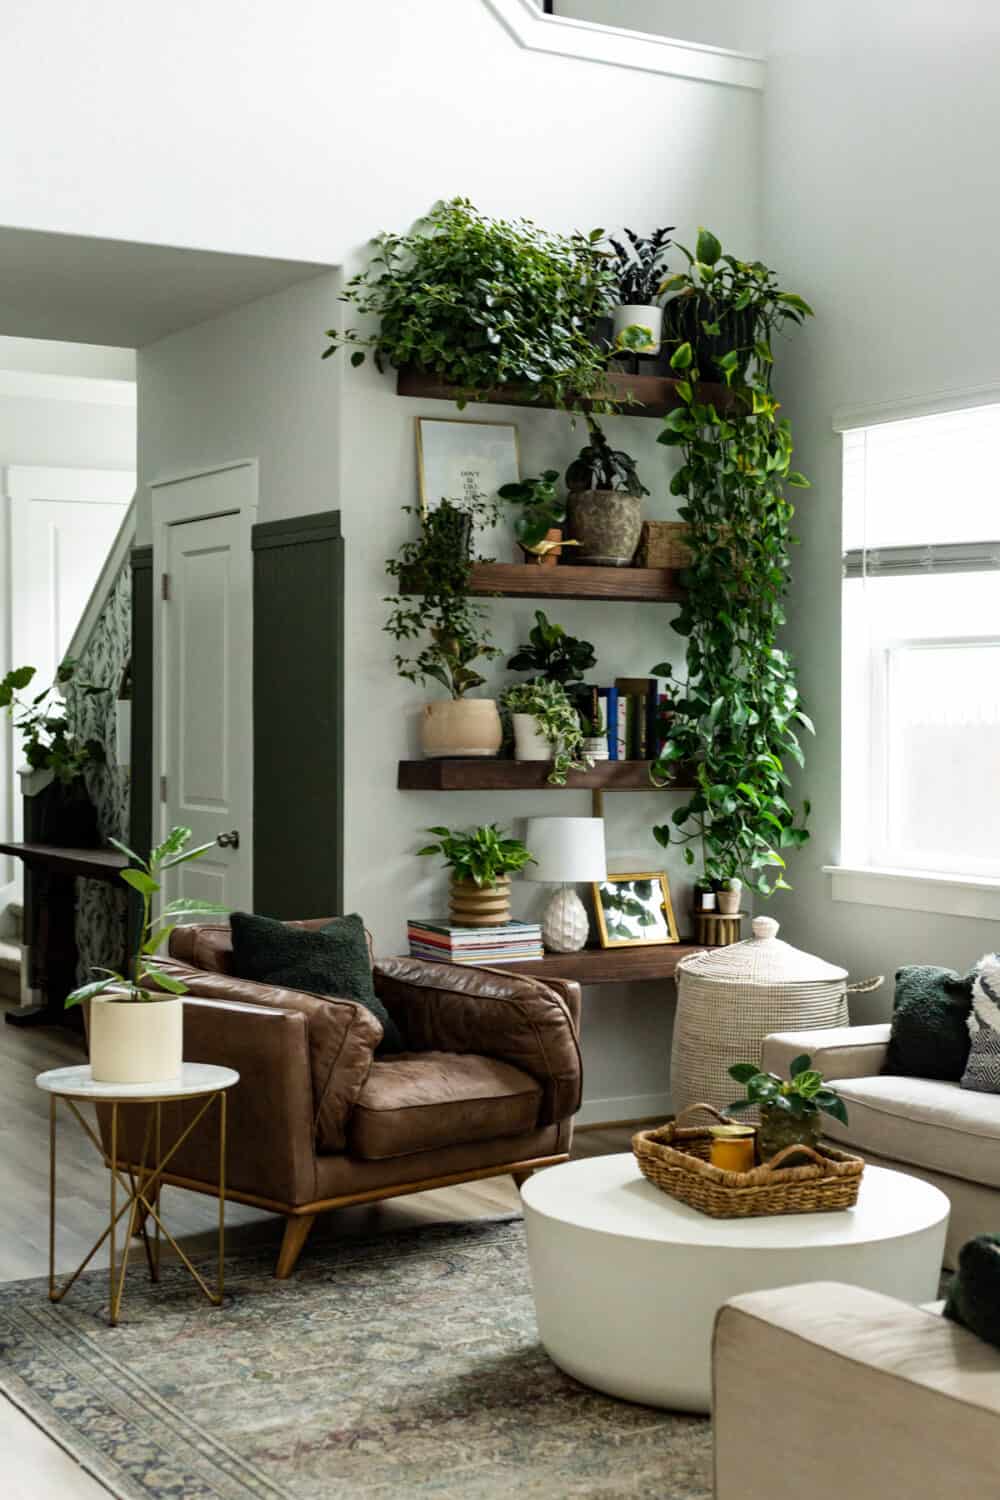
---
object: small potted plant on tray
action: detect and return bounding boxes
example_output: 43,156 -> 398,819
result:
727,1055 -> 849,1161
498,470 -> 578,566
606,225 -> 674,355
565,419 -> 649,567
385,495 -> 503,757
500,679 -> 594,786
66,827 -> 228,1084
418,823 -> 536,927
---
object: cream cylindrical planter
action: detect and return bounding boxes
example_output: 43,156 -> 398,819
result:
449,875 -> 512,928
612,303 -> 663,353
89,996 -> 184,1084
512,713 -> 556,762
421,698 -> 502,758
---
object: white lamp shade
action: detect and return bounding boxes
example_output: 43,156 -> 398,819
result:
523,817 -> 607,884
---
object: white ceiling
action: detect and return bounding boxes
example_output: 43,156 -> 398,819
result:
0,226 -> 332,348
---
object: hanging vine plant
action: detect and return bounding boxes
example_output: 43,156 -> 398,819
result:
651,229 -> 815,896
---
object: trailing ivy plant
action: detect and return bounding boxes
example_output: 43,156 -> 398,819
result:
650,229 -> 815,896
384,494 -> 501,699
499,679 -> 593,786
323,197 -> 620,412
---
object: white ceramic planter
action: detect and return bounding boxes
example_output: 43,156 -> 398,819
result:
512,713 -> 556,762
582,735 -> 609,761
612,303 -> 663,353
420,698 -> 502,758
89,996 -> 183,1084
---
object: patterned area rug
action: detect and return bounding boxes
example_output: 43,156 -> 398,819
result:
0,1218 -> 711,1499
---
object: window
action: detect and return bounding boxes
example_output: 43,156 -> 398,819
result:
840,407 -> 1000,881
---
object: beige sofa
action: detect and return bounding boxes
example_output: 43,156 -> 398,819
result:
763,1024 -> 1000,1265
713,1282 -> 1000,1500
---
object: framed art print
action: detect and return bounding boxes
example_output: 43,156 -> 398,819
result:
592,871 -> 679,948
416,417 -> 520,515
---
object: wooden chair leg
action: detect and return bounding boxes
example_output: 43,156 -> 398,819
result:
275,1213 -> 316,1279
512,1169 -> 533,1190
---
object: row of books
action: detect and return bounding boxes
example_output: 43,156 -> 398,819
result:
407,919 -> 543,965
581,678 -> 669,762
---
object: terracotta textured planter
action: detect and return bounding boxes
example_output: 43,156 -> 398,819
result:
421,699 -> 502,758
89,996 -> 183,1084
449,875 -> 512,928
717,889 -> 741,915
566,491 -> 642,567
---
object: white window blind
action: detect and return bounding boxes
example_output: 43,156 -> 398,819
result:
841,407 -> 1000,878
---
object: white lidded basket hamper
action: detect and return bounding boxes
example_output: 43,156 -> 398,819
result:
671,916 -> 881,1116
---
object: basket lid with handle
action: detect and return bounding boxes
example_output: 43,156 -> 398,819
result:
678,916 -> 848,985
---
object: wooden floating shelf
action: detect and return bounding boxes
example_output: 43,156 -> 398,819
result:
397,366 -> 734,419
398,759 -> 691,792
401,561 -> 685,604
486,942 -> 709,985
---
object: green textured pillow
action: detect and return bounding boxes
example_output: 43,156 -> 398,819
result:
944,1235 -> 1000,1350
882,965 -> 973,1081
229,912 -> 406,1054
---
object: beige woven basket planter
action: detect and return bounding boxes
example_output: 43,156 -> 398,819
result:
670,916 -> 876,1117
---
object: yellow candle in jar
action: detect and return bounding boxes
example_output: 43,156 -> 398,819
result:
709,1124 -> 756,1173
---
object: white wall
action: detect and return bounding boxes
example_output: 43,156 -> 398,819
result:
762,0 -> 1000,1013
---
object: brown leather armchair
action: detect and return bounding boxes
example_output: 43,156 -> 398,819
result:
105,919 -> 583,1278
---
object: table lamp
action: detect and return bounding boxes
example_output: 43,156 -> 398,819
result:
523,816 -> 607,952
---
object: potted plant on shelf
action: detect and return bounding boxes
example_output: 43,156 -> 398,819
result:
650,232 -> 814,906
417,823 -> 536,928
606,226 -> 674,356
499,679 -> 594,786
717,876 -> 742,915
385,495 -> 504,758
66,827 -> 228,1084
0,659 -> 107,846
323,197 -> 620,413
726,1055 -> 849,1161
507,610 -> 597,688
564,419 -> 649,567
497,470 -> 578,566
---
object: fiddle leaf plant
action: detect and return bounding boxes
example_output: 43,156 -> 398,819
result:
65,827 -> 228,1007
0,659 -> 107,783
650,233 -> 815,896
507,610 -> 597,688
417,823 -> 536,889
498,470 -> 578,555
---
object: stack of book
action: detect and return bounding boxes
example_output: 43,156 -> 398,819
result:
407,919 -> 544,965
580,679 -> 669,761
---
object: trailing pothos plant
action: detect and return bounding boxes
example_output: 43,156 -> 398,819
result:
499,678 -> 593,786
384,494 -> 501,698
323,197 -> 620,412
650,230 -> 815,897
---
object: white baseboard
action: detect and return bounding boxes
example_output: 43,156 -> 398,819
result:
575,1090 -> 671,1128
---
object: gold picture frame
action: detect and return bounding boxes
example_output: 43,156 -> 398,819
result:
592,871 -> 679,948
416,416 -> 520,515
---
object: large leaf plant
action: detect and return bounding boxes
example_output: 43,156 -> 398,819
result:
651,229 -> 815,897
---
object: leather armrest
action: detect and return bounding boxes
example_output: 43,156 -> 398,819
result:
762,1024 -> 890,1081
372,957 -> 582,1125
153,958 -> 381,1151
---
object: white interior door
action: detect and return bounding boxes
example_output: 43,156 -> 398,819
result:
153,464 -> 255,914
2,466 -> 134,907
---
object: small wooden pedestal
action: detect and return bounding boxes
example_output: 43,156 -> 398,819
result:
691,910 -> 745,947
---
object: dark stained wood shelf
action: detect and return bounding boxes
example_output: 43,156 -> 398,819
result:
398,759 -> 689,791
0,842 -> 127,882
486,942 -> 709,985
397,366 -> 733,419
401,561 -> 685,604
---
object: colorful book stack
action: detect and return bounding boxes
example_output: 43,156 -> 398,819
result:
593,680 -> 669,761
407,919 -> 544,965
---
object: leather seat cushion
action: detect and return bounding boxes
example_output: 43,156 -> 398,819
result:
347,1051 -> 542,1161
825,1075 -> 1000,1189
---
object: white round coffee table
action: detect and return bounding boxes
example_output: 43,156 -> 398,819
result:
522,1153 -> 949,1412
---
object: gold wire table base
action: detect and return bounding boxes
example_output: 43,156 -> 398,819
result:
48,1088 -> 229,1326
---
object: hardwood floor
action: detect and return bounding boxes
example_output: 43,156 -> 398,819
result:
0,1004 -> 635,1497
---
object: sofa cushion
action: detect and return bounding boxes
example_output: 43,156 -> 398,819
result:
347,1051 -> 542,1161
945,1234 -> 1000,1350
230,911 -> 406,1054
883,964 -> 973,1082
824,1074 -> 1000,1190
961,956 -> 1000,1095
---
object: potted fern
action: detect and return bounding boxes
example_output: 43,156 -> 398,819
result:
66,827 -> 227,1084
418,823 -> 536,927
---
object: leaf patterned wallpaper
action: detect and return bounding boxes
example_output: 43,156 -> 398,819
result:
65,563 -> 132,983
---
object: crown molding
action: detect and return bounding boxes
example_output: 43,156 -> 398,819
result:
482,0 -> 765,91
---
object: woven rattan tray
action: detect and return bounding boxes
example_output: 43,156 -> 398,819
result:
633,1103 -> 864,1218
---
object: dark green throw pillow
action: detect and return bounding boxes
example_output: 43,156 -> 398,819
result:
229,912 -> 406,1054
944,1235 -> 1000,1350
882,965 -> 973,1081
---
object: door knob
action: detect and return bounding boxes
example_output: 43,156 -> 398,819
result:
216,829 -> 240,849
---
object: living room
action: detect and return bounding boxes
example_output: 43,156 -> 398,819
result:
1,2 -> 998,1497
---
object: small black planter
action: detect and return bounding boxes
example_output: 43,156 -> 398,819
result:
661,293 -> 755,381
32,776 -> 100,848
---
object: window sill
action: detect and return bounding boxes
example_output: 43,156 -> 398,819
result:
824,865 -> 1000,921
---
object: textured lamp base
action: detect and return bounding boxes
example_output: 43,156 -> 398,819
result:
542,885 -> 589,953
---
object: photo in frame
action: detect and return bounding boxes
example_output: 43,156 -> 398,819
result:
416,417 -> 520,516
592,871 -> 679,948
